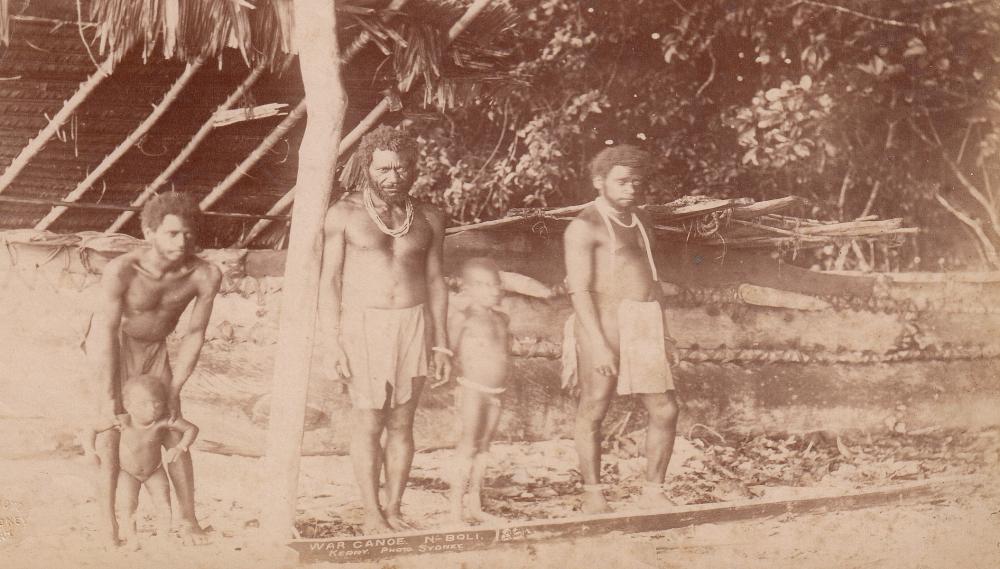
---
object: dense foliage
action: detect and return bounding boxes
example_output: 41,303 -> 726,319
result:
408,0 -> 1000,269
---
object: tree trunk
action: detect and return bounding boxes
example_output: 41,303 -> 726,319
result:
261,0 -> 347,540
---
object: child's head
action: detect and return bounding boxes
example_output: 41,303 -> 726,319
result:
123,375 -> 167,424
460,257 -> 503,308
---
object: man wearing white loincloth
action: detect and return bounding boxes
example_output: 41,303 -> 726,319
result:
319,126 -> 452,534
562,145 -> 680,514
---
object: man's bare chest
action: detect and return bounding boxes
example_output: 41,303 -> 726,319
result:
597,226 -> 649,259
346,216 -> 433,259
124,276 -> 198,313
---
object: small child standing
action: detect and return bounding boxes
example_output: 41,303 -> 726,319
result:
82,375 -> 199,549
447,258 -> 511,525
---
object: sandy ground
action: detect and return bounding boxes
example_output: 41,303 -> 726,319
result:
2,436 -> 999,569
2,277 -> 1000,568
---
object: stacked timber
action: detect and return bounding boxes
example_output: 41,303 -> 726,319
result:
462,195 -> 916,250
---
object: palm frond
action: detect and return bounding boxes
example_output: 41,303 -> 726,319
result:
86,0 -> 517,94
348,0 -> 518,109
91,0 -> 294,66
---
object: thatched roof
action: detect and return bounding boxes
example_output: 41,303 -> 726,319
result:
0,0 -> 516,246
3,0 -> 516,99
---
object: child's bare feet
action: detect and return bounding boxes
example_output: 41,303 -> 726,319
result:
385,511 -> 416,532
465,492 -> 503,524
466,507 -> 504,525
100,517 -> 122,548
120,517 -> 139,550
449,504 -> 467,526
580,486 -> 612,514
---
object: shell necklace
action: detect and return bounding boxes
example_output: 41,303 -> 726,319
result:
364,188 -> 414,238
594,196 -> 638,228
594,197 -> 658,280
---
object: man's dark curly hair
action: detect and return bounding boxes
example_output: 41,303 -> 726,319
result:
589,145 -> 651,181
140,192 -> 201,234
338,125 -> 419,192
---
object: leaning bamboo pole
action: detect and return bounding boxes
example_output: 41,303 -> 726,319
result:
34,58 -> 206,230
260,0 -> 347,541
197,100 -> 307,211
233,0 -> 494,248
197,0 -> 411,216
0,52 -> 120,195
105,60 -> 273,233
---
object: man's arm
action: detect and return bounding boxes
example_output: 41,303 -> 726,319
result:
90,260 -> 129,419
169,263 -> 222,418
564,218 -> 618,377
164,417 -> 199,463
638,212 -> 679,364
80,415 -> 120,466
447,309 -> 466,353
318,202 -> 352,380
80,417 -> 119,456
424,206 -> 452,386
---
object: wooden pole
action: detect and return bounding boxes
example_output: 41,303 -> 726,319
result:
34,57 -> 205,230
196,0 -> 412,221
105,60 -> 272,233
197,99 -> 307,212
233,0 -> 495,248
0,52 -> 120,195
260,0 -> 347,540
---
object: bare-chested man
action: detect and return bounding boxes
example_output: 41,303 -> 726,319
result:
563,145 -> 680,514
86,192 -> 220,545
320,125 -> 451,534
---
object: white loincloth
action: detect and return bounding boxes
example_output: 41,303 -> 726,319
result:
561,299 -> 674,395
340,303 -> 429,409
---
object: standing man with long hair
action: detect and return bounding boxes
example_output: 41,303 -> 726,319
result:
320,125 -> 452,533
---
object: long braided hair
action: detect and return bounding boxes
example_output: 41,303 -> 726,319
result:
338,125 -> 419,193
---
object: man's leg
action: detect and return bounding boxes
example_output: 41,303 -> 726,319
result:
94,430 -> 122,547
574,336 -> 616,513
638,390 -> 680,506
383,377 -> 425,531
351,406 -> 391,534
163,429 -> 208,543
576,386 -> 614,514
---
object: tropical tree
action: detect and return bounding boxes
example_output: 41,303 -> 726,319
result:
408,0 -> 1000,269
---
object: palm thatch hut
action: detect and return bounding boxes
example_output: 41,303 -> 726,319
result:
0,0 -> 517,537
0,0 -> 514,243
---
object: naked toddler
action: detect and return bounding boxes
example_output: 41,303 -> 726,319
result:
83,374 -> 199,549
447,258 -> 511,524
